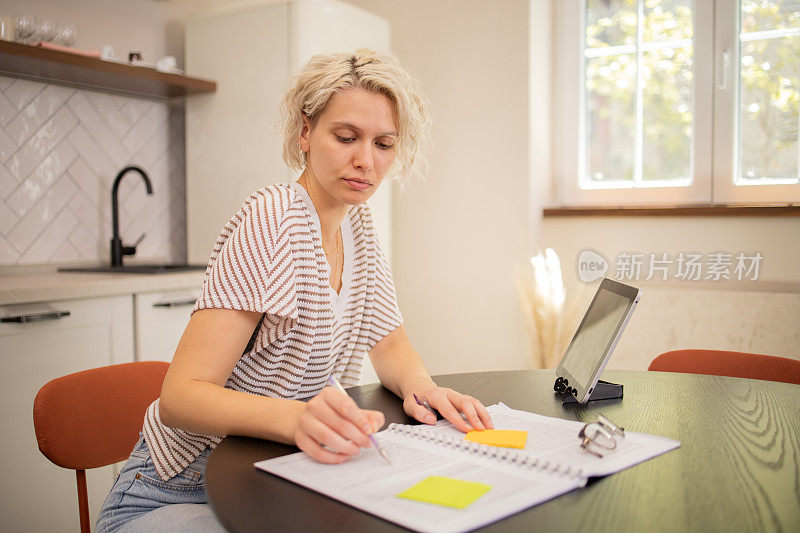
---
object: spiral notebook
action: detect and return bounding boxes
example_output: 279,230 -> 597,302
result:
255,403 -> 679,533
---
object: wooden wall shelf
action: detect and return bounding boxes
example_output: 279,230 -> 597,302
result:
0,40 -> 216,99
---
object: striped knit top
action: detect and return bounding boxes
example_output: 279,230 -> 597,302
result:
142,182 -> 403,481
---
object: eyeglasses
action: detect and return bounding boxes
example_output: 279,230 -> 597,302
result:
579,413 -> 625,458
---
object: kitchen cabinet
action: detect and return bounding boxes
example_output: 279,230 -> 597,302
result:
0,295 -> 134,532
134,289 -> 201,362
0,264 -> 381,531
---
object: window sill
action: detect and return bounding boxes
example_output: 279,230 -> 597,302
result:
542,204 -> 800,217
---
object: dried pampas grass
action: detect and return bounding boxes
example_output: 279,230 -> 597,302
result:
517,249 -> 588,369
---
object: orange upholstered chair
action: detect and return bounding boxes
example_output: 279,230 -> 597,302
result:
33,361 -> 169,533
648,349 -> 800,385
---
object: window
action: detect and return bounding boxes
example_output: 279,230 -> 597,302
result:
553,0 -> 800,205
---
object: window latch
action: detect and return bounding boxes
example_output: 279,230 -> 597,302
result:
716,48 -> 730,90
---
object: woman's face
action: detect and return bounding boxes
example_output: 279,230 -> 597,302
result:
300,88 -> 398,206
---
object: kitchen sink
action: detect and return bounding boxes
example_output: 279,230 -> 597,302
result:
58,264 -> 207,274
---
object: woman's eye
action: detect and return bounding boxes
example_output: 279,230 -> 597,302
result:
376,142 -> 394,150
336,135 -> 355,143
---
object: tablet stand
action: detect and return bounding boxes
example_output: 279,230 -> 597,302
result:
554,377 -> 623,404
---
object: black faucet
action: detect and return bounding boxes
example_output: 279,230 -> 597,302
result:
111,166 -> 153,266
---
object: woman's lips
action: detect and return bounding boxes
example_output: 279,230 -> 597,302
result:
343,178 -> 372,191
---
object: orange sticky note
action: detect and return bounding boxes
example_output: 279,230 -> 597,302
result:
464,429 -> 527,449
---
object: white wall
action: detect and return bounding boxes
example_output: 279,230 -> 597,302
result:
344,0 -> 535,375
609,286 -> 800,369
543,217 -> 800,287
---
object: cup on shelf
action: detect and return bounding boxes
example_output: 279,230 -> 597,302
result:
128,51 -> 144,65
101,44 -> 116,60
156,55 -> 177,72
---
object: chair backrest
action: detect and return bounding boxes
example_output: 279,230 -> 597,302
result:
33,361 -> 169,470
648,349 -> 800,385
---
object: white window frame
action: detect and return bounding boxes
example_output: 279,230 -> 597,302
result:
552,0 -> 800,206
713,1 -> 800,203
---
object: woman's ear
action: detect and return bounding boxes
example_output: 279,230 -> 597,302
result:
299,113 -> 311,152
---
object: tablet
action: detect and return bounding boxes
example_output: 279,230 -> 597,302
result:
555,278 -> 640,404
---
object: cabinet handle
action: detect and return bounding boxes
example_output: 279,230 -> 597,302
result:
1,311 -> 71,323
153,299 -> 196,308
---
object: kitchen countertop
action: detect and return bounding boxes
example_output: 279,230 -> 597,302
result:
0,268 -> 206,306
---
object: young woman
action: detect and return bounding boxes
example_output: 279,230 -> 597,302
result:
97,49 -> 493,532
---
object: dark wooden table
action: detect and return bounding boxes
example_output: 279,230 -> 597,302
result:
206,370 -> 800,532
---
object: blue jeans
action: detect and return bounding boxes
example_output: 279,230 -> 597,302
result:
96,435 -> 226,533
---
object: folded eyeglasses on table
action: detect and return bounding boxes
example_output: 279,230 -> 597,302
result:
579,413 -> 625,458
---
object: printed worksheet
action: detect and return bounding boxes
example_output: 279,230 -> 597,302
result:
255,404 -> 679,533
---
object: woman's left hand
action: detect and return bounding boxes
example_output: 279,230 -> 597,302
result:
403,387 -> 494,433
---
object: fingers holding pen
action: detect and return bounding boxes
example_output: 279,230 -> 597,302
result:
294,387 -> 385,463
403,393 -> 436,425
295,421 -> 355,463
323,386 -> 384,437
313,390 -> 368,446
308,395 -> 369,448
423,388 -> 472,433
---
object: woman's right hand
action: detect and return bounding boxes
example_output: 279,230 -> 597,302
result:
293,386 -> 385,463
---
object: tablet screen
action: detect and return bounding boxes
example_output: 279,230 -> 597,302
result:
559,282 -> 637,391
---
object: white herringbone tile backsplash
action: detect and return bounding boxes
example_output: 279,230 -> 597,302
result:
0,75 -> 186,266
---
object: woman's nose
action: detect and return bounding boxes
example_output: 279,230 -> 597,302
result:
353,142 -> 374,171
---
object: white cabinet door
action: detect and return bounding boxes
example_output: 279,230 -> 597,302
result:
134,290 -> 200,362
0,295 -> 134,533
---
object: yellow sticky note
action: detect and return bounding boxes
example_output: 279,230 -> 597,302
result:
396,476 -> 492,509
464,429 -> 528,449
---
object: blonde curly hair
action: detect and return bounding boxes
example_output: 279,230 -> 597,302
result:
279,49 -> 432,184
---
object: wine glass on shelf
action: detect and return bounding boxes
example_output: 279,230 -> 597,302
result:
55,22 -> 77,47
14,14 -> 37,44
37,19 -> 57,43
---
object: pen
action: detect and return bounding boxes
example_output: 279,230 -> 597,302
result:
413,393 -> 436,417
326,375 -> 391,464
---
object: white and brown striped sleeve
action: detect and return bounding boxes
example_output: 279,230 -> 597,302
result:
194,187 -> 298,318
